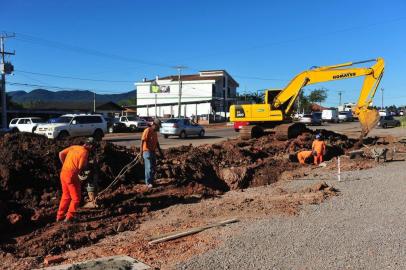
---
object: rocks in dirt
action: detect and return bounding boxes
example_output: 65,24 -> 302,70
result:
44,255 -> 64,266
7,213 -> 22,225
301,181 -> 339,194
218,167 -> 249,190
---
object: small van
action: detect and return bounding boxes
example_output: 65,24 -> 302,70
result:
321,109 -> 339,123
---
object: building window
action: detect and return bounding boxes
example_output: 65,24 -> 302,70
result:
227,87 -> 231,97
212,85 -> 216,97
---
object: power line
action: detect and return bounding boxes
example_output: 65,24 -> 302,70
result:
232,75 -> 288,81
15,69 -> 134,83
13,32 -> 176,69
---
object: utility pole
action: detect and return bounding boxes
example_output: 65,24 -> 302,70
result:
224,72 -> 228,120
0,33 -> 15,129
338,91 -> 343,107
381,88 -> 384,109
93,92 -> 96,113
173,65 -> 187,118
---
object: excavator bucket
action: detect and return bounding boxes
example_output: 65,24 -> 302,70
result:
358,108 -> 380,136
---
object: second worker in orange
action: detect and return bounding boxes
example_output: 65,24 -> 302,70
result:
56,137 -> 95,222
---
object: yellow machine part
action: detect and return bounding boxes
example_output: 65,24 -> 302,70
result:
357,108 -> 380,136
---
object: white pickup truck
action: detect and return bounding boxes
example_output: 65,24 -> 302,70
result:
119,116 -> 148,131
9,117 -> 45,133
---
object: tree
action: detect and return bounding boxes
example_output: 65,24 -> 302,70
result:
296,91 -> 311,113
118,98 -> 136,106
236,92 -> 264,104
308,89 -> 327,104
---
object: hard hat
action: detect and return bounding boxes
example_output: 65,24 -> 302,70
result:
153,118 -> 162,127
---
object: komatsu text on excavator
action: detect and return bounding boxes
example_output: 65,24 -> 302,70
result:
230,58 -> 384,140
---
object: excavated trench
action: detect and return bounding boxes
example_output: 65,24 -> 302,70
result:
0,130 -> 360,259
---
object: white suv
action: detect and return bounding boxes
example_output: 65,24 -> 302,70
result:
9,117 -> 45,133
35,114 -> 107,139
119,116 -> 148,131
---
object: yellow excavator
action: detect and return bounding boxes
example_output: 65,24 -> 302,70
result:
230,58 -> 385,140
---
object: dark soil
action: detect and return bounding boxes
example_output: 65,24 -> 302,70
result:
0,130 -> 361,265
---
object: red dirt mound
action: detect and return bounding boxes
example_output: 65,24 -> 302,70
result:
0,129 -> 357,261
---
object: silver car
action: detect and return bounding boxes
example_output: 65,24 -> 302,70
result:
160,118 -> 205,138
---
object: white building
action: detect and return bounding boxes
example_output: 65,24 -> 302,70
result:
134,70 -> 239,120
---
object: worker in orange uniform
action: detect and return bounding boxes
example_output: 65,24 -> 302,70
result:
312,134 -> 326,165
56,138 -> 95,222
297,150 -> 314,165
140,119 -> 164,188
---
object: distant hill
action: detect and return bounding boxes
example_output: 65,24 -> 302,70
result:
8,89 -> 136,110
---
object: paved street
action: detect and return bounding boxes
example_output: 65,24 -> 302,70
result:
103,126 -> 237,149
104,122 -> 406,150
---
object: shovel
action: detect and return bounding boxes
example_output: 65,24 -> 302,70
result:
81,155 -> 141,209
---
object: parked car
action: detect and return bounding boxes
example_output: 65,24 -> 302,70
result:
298,112 -> 322,126
160,118 -> 205,138
47,118 -> 58,123
105,117 -> 129,133
292,113 -> 304,121
34,114 -> 107,139
9,117 -> 45,133
377,115 -> 400,128
322,109 -> 339,123
338,111 -> 354,122
311,112 -> 322,125
379,109 -> 388,116
139,116 -> 154,126
119,116 -> 148,131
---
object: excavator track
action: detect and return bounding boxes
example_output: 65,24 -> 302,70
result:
239,125 -> 264,140
273,123 -> 307,141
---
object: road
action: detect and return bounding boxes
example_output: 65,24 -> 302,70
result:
104,122 -> 405,150
103,126 -> 237,149
308,121 -> 406,138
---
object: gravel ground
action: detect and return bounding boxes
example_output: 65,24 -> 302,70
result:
178,160 -> 406,270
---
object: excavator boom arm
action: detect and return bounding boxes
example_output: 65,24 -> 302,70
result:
272,58 -> 384,135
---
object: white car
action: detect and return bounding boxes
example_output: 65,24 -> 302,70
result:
9,117 -> 45,133
338,111 -> 354,122
378,109 -> 388,116
119,116 -> 148,131
322,109 -> 339,123
35,114 -> 107,139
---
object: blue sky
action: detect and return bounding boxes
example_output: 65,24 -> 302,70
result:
2,0 -> 406,106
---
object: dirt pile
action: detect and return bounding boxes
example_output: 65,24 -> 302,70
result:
0,133 -> 139,233
0,129 -> 358,261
